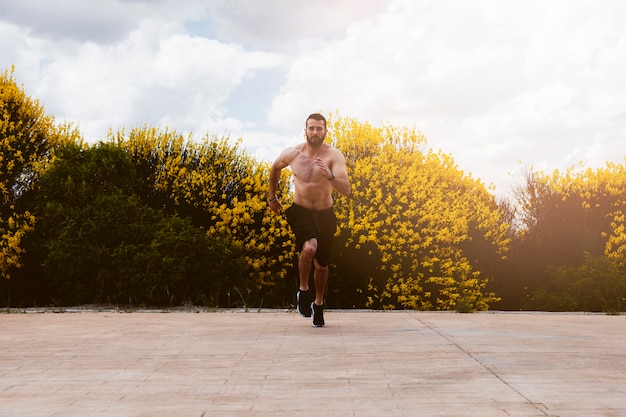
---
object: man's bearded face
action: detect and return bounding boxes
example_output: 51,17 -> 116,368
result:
305,121 -> 326,148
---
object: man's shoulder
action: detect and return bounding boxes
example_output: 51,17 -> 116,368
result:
281,143 -> 303,160
325,144 -> 346,159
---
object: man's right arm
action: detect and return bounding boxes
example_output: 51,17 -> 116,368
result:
268,149 -> 291,213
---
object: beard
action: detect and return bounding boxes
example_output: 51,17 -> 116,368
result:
306,134 -> 325,148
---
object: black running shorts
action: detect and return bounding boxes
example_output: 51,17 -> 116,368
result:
285,203 -> 337,267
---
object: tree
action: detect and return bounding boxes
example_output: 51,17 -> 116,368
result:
506,162 -> 626,310
19,142 -> 245,306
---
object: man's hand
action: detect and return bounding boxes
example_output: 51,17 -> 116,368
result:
314,158 -> 333,180
269,198 -> 284,214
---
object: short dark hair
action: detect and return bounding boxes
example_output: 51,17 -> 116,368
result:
306,113 -> 326,128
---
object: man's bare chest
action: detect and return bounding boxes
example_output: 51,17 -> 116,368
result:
291,157 -> 315,182
291,154 -> 330,182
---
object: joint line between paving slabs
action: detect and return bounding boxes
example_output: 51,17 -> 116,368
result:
412,315 -> 551,417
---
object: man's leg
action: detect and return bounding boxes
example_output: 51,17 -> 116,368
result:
296,239 -> 317,317
298,239 -> 317,291
311,259 -> 328,327
312,259 -> 328,306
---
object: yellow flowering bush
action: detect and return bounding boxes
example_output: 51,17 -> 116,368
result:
3,66 -> 623,310
1,67 -> 80,279
111,127 -> 295,304
329,114 -> 507,310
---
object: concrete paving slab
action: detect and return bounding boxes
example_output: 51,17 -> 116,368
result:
0,310 -> 624,417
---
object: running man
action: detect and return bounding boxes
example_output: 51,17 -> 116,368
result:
268,113 -> 351,327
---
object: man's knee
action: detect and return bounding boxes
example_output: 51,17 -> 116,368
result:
301,239 -> 318,258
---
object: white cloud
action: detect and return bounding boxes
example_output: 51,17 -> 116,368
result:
206,0 -> 389,51
2,4 -> 287,142
0,0 -> 142,43
267,0 -> 626,194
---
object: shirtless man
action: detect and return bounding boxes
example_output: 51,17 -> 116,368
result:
268,113 -> 351,327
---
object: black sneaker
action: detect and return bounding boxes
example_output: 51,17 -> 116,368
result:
296,290 -> 311,317
311,302 -> 325,327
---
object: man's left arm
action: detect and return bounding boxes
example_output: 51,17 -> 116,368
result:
329,151 -> 351,197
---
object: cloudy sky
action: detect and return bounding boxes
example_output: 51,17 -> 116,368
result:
1,0 -> 624,197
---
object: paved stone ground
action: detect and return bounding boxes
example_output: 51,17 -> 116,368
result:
0,309 -> 624,417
